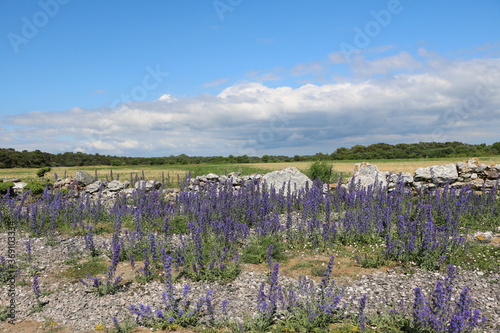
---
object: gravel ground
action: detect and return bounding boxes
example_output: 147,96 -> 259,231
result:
1,232 -> 499,332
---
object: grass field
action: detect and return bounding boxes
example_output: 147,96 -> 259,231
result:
1,156 -> 499,183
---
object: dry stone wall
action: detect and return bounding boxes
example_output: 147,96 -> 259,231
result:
5,158 -> 499,201
348,158 -> 500,193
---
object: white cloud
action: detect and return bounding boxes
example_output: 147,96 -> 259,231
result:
2,53 -> 499,156
158,94 -> 177,102
351,51 -> 422,77
202,78 -> 229,87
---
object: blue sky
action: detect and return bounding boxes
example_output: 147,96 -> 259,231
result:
1,0 -> 499,157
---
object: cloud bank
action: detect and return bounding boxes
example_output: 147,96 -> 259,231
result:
2,51 -> 499,157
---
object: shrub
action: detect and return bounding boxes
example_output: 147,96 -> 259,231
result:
23,182 -> 46,196
36,166 -> 51,178
306,160 -> 333,183
241,235 -> 287,264
169,215 -> 189,234
0,182 -> 14,195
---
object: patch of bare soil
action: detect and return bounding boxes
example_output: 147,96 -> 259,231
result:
241,252 -> 394,285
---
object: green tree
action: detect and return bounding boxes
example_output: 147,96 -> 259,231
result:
36,167 -> 52,178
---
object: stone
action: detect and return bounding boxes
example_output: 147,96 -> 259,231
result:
484,179 -> 500,188
262,167 -> 312,193
348,162 -> 388,190
474,231 -> 493,242
85,181 -> 102,193
205,173 -> 219,181
476,165 -> 487,173
122,188 -> 135,196
3,178 -> 21,182
470,178 -> 485,190
75,171 -> 95,186
13,182 -> 27,192
54,178 -> 72,188
414,167 -> 433,181
107,180 -> 128,191
450,182 -> 467,188
429,163 -> 459,184
456,161 -> 471,173
484,169 -> 499,179
134,180 -> 161,190
387,173 -> 413,187
251,173 -> 262,180
466,157 -> 481,169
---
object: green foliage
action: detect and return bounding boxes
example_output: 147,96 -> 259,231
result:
241,235 -> 287,264
355,253 -> 387,268
90,279 -> 123,297
306,160 -> 334,183
311,266 -> 325,277
180,233 -> 242,283
109,317 -> 137,333
182,261 -> 241,283
0,181 -> 14,195
36,166 -> 52,178
1,141 -> 499,169
331,141 -> 500,160
446,243 -> 500,274
58,258 -> 108,280
169,215 -> 189,234
459,202 -> 500,231
0,305 -> 9,322
23,181 -> 47,195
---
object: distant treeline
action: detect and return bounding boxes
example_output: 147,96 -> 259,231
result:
1,141 -> 499,168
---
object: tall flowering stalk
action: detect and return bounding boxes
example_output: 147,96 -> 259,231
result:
411,265 -> 486,332
84,225 -> 98,257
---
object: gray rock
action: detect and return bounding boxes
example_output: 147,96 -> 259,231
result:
430,163 -> 459,184
85,181 -> 102,193
470,178 -> 485,189
134,180 -> 161,190
414,166 -> 433,181
348,162 -> 388,190
484,179 -> 500,188
456,161 -> 469,173
262,167 -> 312,193
450,181 -> 468,188
13,181 -> 27,190
231,176 -> 242,186
75,170 -> 95,186
387,173 -> 413,187
484,169 -> 499,179
3,178 -> 21,182
107,180 -> 128,191
205,173 -> 219,181
476,165 -> 487,173
473,231 -> 493,241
